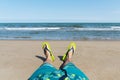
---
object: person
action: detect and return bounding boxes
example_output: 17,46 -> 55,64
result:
28,42 -> 89,80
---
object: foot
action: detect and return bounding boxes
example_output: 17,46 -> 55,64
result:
42,42 -> 55,62
65,47 -> 74,62
61,47 -> 75,68
62,42 -> 76,61
43,45 -> 53,62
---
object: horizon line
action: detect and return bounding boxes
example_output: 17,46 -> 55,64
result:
0,22 -> 120,23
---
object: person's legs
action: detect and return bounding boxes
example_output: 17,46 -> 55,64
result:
62,62 -> 89,80
28,42 -> 57,80
61,42 -> 89,80
29,62 -> 57,80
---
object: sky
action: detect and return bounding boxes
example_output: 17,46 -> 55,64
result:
0,0 -> 120,23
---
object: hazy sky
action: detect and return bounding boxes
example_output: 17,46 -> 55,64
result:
0,0 -> 120,22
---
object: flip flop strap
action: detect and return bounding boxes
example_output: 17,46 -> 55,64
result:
44,45 -> 52,56
66,47 -> 74,56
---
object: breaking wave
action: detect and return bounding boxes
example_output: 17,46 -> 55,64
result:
1,27 -> 61,31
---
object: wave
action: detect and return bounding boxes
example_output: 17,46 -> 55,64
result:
74,27 -> 120,31
2,27 -> 61,31
111,26 -> 120,30
0,26 -> 120,31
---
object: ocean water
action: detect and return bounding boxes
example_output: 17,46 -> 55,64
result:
0,23 -> 120,40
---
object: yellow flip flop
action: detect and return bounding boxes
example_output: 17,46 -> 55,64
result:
62,42 -> 76,61
42,42 -> 55,62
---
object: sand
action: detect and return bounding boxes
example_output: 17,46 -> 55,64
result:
0,40 -> 120,80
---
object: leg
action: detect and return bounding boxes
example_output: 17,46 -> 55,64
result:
40,63 -> 56,73
61,43 -> 89,80
28,62 -> 57,80
28,43 -> 57,80
62,62 -> 89,80
60,47 -> 73,69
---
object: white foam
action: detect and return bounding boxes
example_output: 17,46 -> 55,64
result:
74,28 -> 120,31
4,27 -> 61,31
111,26 -> 120,30
1,27 -> 120,31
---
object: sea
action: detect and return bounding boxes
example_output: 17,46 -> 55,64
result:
0,23 -> 120,40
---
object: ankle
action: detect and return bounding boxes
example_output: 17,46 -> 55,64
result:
65,58 -> 71,62
45,58 -> 52,63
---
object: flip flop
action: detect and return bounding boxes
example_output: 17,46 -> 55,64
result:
42,42 -> 55,62
62,42 -> 76,61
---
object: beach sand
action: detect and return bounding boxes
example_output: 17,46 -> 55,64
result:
0,40 -> 120,80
